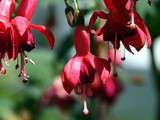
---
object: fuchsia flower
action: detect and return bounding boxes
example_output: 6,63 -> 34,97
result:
61,24 -> 110,115
91,74 -> 123,105
0,0 -> 15,74
89,0 -> 151,53
41,76 -> 75,110
10,0 -> 55,81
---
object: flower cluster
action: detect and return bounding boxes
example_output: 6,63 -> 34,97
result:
0,0 -> 55,82
61,0 -> 151,115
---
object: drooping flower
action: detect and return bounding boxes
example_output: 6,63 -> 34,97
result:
61,24 -> 110,115
41,76 -> 75,110
10,0 -> 55,82
91,74 -> 123,105
0,0 -> 15,74
89,0 -> 151,53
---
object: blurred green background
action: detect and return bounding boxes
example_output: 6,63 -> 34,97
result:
0,0 -> 160,120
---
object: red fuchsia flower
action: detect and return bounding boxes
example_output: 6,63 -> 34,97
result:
41,76 -> 75,110
0,0 -> 15,74
10,0 -> 55,82
91,74 -> 123,105
89,0 -> 151,53
61,24 -> 110,115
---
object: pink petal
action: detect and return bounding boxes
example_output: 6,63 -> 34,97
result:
94,57 -> 110,84
61,57 -> 81,94
124,26 -> 145,52
30,24 -> 55,49
11,16 -> 29,36
135,12 -> 152,48
16,0 -> 38,20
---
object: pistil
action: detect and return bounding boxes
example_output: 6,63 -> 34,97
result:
82,85 -> 89,115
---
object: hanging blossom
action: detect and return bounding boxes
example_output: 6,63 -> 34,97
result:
0,0 -> 15,74
61,24 -> 110,115
91,74 -> 123,105
89,0 -> 151,53
88,0 -> 152,77
10,0 -> 55,82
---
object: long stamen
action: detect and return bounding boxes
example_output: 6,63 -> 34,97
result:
113,34 -> 117,77
121,48 -> 126,61
19,51 -> 29,83
83,97 -> 89,115
82,85 -> 89,115
15,57 -> 19,69
25,57 -> 35,65
107,41 -> 111,62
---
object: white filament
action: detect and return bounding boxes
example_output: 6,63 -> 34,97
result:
83,98 -> 89,115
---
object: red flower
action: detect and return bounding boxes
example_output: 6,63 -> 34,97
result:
61,24 -> 110,115
0,0 -> 15,74
91,74 -> 123,105
10,0 -> 55,82
89,0 -> 151,53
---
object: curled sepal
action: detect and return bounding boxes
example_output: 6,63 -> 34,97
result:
31,24 -> 55,49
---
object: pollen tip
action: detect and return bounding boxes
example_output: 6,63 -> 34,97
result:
83,108 -> 89,115
83,99 -> 89,115
15,64 -> 19,69
121,57 -> 126,61
22,79 -> 28,84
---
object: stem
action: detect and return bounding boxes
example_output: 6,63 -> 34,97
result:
113,33 -> 117,76
64,0 -> 70,7
73,0 -> 79,15
82,85 -> 89,115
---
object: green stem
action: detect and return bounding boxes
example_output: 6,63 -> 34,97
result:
64,0 -> 70,7
73,0 -> 79,14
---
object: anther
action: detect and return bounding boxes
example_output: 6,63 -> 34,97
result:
25,58 -> 35,65
121,57 -> 126,61
0,67 -> 6,75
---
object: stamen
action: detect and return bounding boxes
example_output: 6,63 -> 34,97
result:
121,48 -> 126,61
25,57 -> 35,65
15,58 -> 19,69
107,41 -> 111,62
19,51 -> 29,84
113,34 -> 118,77
83,97 -> 89,115
82,85 -> 89,115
